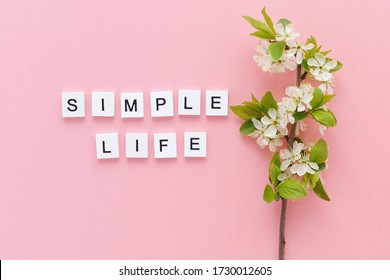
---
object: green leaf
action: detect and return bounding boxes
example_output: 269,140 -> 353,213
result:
320,50 -> 332,56
319,94 -> 335,107
251,93 -> 259,103
302,173 -> 309,188
310,109 -> 337,127
277,179 -> 306,200
263,184 -> 276,203
260,91 -> 278,113
306,35 -> 317,47
269,162 -> 281,187
250,31 -> 265,38
243,16 -> 276,39
292,111 -> 306,122
268,41 -> 286,60
313,179 -> 330,201
261,7 -> 275,33
309,138 -> 328,164
277,18 -> 291,27
310,87 -> 324,110
230,105 -> 263,120
301,59 -> 309,70
317,163 -> 327,171
242,101 -> 263,114
239,119 -> 256,135
305,35 -> 318,58
310,173 -> 320,190
329,60 -> 343,72
270,152 -> 281,169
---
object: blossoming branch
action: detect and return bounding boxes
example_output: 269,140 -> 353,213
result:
231,7 -> 342,259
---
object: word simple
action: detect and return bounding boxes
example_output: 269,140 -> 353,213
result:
62,90 -> 229,117
96,132 -> 207,159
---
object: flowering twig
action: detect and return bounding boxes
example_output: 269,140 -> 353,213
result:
231,7 -> 342,259
279,63 -> 301,260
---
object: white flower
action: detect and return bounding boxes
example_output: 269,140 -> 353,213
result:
250,118 -> 283,152
266,54 -> 297,73
253,41 -> 273,72
295,119 -> 307,136
290,154 -> 319,176
287,42 -> 314,64
308,53 -> 337,82
285,85 -> 313,112
300,82 -> 315,96
278,98 -> 296,126
268,135 -> 284,152
275,23 -> 299,47
278,54 -> 297,71
319,76 -> 334,94
250,118 -> 275,141
261,108 -> 288,136
280,141 -> 304,171
253,40 -> 296,73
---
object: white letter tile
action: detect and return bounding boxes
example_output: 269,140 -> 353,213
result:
92,91 -> 115,117
206,90 -> 228,116
126,133 -> 148,158
121,92 -> 144,118
95,133 -> 120,159
62,91 -> 85,117
184,132 -> 207,157
150,91 -> 174,117
178,90 -> 201,115
153,133 -> 177,158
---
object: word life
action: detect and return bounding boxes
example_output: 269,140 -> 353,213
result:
61,90 -> 229,159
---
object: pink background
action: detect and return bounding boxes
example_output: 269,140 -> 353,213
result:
1,0 -> 389,259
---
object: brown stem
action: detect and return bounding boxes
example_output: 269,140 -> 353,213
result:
278,64 -> 302,260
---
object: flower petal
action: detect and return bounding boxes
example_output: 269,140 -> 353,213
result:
308,162 -> 319,170
297,164 -> 307,176
290,163 -> 300,174
321,71 -> 333,82
269,140 -> 276,152
283,59 -> 297,70
286,39 -> 297,48
302,43 -> 314,50
274,138 -> 283,147
278,125 -> 288,136
251,118 -> 263,130
319,83 -> 326,93
314,53 -> 326,65
305,166 -> 315,175
249,131 -> 260,138
287,48 -> 297,57
261,116 -> 272,126
297,103 -> 305,112
257,135 -> 266,148
293,142 -> 304,154
280,149 -> 292,160
268,108 -> 277,120
296,50 -> 303,64
307,58 -> 319,67
281,160 -> 291,171
285,24 -> 294,34
275,23 -> 285,36
264,125 -> 277,138
278,173 -> 287,181
302,93 -> 313,103
325,60 -> 337,70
